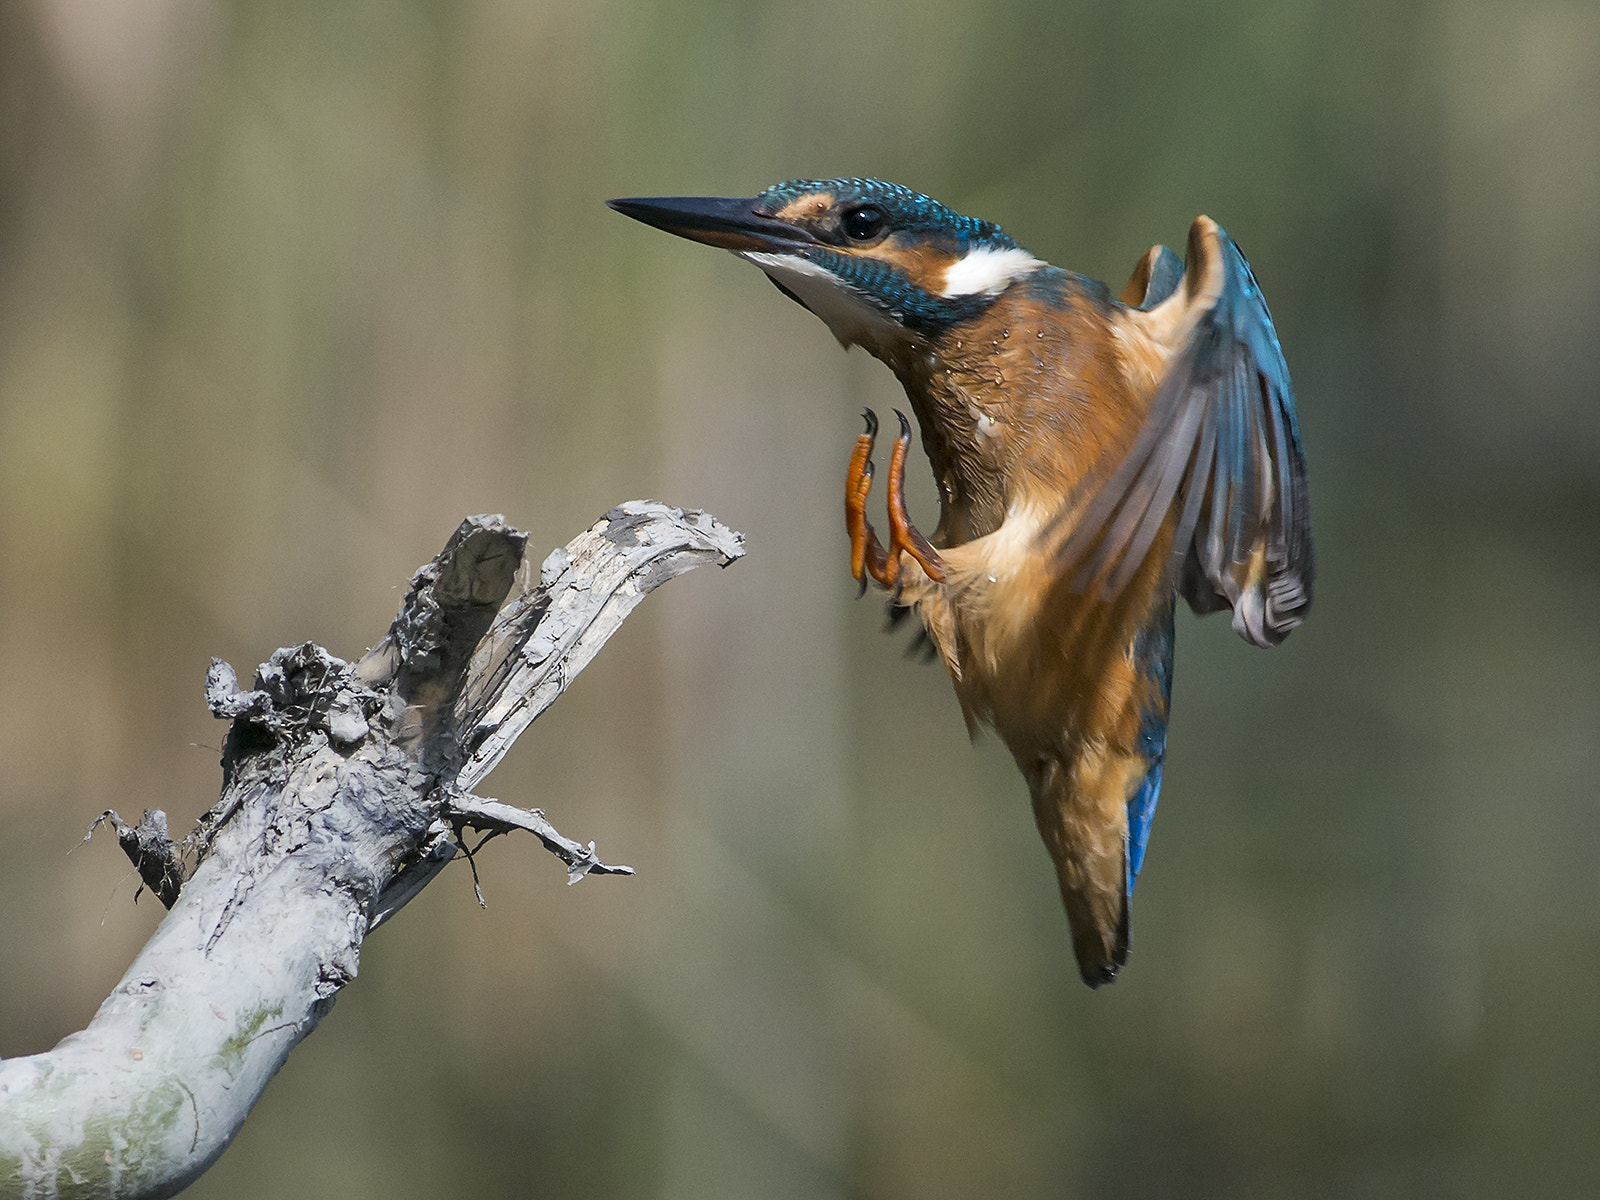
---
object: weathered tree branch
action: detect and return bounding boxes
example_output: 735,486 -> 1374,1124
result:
0,502 -> 742,1200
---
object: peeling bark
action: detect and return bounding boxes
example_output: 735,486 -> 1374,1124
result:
0,503 -> 743,1200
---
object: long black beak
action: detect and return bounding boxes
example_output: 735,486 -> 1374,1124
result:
606,195 -> 818,253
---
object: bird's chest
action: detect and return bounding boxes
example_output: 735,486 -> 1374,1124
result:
893,297 -> 1130,547
888,293 -> 1165,746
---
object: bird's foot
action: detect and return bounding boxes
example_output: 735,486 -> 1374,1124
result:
845,409 -> 946,594
846,411 -> 889,592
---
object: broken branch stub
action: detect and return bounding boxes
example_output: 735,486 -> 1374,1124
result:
0,502 -> 742,1200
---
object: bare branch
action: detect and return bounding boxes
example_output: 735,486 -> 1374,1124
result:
0,503 -> 742,1200
446,791 -> 636,884
85,810 -> 185,910
456,502 -> 744,790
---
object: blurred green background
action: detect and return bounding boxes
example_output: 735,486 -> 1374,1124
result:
2,0 -> 1597,1196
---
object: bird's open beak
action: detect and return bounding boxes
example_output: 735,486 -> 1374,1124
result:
607,195 -> 818,253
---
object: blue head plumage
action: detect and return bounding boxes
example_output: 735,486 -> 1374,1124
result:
609,180 -> 1044,345
747,178 -> 1037,339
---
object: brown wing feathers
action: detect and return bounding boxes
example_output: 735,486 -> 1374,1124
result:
1049,219 -> 1313,647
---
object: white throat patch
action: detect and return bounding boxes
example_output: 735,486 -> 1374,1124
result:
939,245 -> 1043,298
741,251 -> 906,353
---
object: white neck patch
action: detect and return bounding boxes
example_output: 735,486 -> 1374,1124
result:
939,245 -> 1043,298
741,251 -> 907,353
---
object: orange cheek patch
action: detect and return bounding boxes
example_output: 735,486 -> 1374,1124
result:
774,194 -> 835,223
865,237 -> 960,293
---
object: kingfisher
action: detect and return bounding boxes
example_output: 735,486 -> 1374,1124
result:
609,179 -> 1312,986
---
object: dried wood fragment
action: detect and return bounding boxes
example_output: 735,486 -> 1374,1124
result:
0,503 -> 742,1200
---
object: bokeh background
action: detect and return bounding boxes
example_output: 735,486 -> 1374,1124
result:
2,0 -> 1597,1196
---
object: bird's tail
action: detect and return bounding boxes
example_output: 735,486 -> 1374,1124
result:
1024,752 -> 1136,987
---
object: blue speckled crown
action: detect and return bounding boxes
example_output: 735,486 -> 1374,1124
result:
757,178 -> 1017,251
754,179 -> 1027,334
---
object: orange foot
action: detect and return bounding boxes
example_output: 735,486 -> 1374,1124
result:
845,409 -> 947,594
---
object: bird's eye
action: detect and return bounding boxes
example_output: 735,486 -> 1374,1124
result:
841,205 -> 885,241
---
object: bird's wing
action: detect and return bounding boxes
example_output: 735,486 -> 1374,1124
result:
1118,243 -> 1184,311
1053,217 -> 1313,647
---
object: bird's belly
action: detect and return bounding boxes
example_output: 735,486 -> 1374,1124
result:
955,592 -> 1149,756
925,512 -> 1167,762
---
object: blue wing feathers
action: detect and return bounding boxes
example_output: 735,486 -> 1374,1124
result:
1127,765 -> 1164,891
1052,223 -> 1312,647
1162,227 -> 1313,644
1126,595 -> 1175,895
1136,245 -> 1185,311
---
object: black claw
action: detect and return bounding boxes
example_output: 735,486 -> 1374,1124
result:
894,409 -> 912,439
856,573 -> 868,599
862,459 -> 875,482
861,408 -> 879,437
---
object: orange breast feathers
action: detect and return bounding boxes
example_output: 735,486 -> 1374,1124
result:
917,489 -> 1174,747
896,289 -> 1182,744
895,221 -> 1249,744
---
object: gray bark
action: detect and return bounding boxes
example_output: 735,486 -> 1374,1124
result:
0,502 -> 743,1200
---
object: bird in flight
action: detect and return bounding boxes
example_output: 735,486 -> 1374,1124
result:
610,179 -> 1312,986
